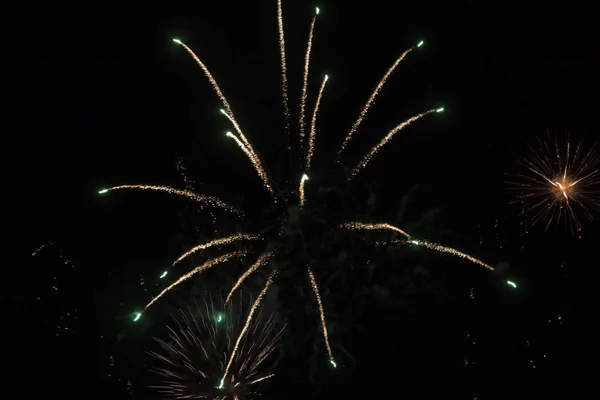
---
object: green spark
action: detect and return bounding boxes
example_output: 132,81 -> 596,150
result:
98,189 -> 108,194
410,240 -> 420,245
330,359 -> 337,368
507,280 -> 517,288
173,38 -> 182,44
324,74 -> 329,81
315,7 -> 320,15
133,312 -> 142,322
226,131 -> 234,138
436,107 -> 444,112
159,270 -> 168,278
218,379 -> 224,389
220,108 -> 226,115
417,40 -> 424,47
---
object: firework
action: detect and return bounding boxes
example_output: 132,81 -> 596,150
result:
299,8 -> 319,151
149,293 -> 285,399
508,134 -> 600,231
103,1 -> 494,369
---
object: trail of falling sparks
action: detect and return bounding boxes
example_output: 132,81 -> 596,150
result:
337,44 -> 421,159
143,251 -> 248,312
225,251 -> 274,304
339,221 -> 411,239
221,271 -> 276,388
226,132 -> 274,194
98,185 -> 240,214
306,74 -> 328,170
380,239 -> 494,271
299,174 -> 309,206
299,10 -> 318,150
276,0 -> 291,144
172,233 -> 259,268
172,39 -> 233,116
349,108 -> 441,179
307,266 -> 335,366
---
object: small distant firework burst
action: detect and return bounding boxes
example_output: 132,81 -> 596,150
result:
149,294 -> 284,399
100,1 -> 494,381
509,134 -> 600,232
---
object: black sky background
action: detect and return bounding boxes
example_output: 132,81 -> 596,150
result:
7,0 -> 600,398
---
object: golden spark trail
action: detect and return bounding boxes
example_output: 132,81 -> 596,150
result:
349,109 -> 439,179
339,221 -> 411,239
306,74 -> 328,170
173,39 -> 233,116
220,109 -> 258,160
99,185 -> 240,213
143,251 -> 248,311
172,233 -> 259,268
382,239 -> 494,271
226,132 -> 274,194
221,271 -> 276,387
299,11 -> 318,149
307,266 -> 334,364
277,0 -> 291,143
337,45 -> 417,159
225,251 -> 274,304
248,374 -> 275,385
299,174 -> 309,206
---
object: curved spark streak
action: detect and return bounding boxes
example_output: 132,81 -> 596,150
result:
349,109 -> 436,179
339,221 -> 411,239
337,46 -> 416,159
299,174 -> 309,206
172,234 -> 259,268
307,266 -> 334,363
222,271 -> 276,385
101,185 -> 239,213
226,132 -> 274,194
225,251 -> 275,304
277,0 -> 291,143
143,251 -> 248,311
306,75 -> 328,170
299,14 -> 317,149
381,239 -> 494,271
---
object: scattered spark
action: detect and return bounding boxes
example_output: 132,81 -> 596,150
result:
507,280 -> 517,288
98,185 -> 240,214
339,221 -> 411,239
143,251 -> 249,312
307,266 -> 335,364
315,7 -> 320,15
172,233 -> 259,268
306,74 -> 328,170
508,134 -> 600,232
436,107 -> 444,112
172,38 -> 182,44
159,270 -> 168,279
299,174 -> 309,206
98,189 -> 108,194
417,40 -> 424,47
299,11 -> 318,150
133,312 -> 142,322
337,45 -> 418,159
349,109 -> 438,179
221,271 -> 276,386
32,241 -> 53,257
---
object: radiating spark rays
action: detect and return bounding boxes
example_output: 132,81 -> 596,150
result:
99,185 -> 240,214
339,221 -> 411,239
348,109 -> 438,179
337,45 -> 417,159
225,251 -> 275,305
248,373 -> 275,385
509,135 -> 600,232
299,11 -> 318,150
172,234 -> 259,268
226,132 -> 274,194
221,271 -> 276,387
378,239 -> 494,271
306,75 -> 328,170
307,266 -> 334,364
277,0 -> 291,144
143,251 -> 248,312
299,174 -> 309,206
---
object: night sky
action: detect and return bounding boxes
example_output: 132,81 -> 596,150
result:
8,0 -> 600,398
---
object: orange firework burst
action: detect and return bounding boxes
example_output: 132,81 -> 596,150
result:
100,2 -> 495,385
508,134 -> 600,232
